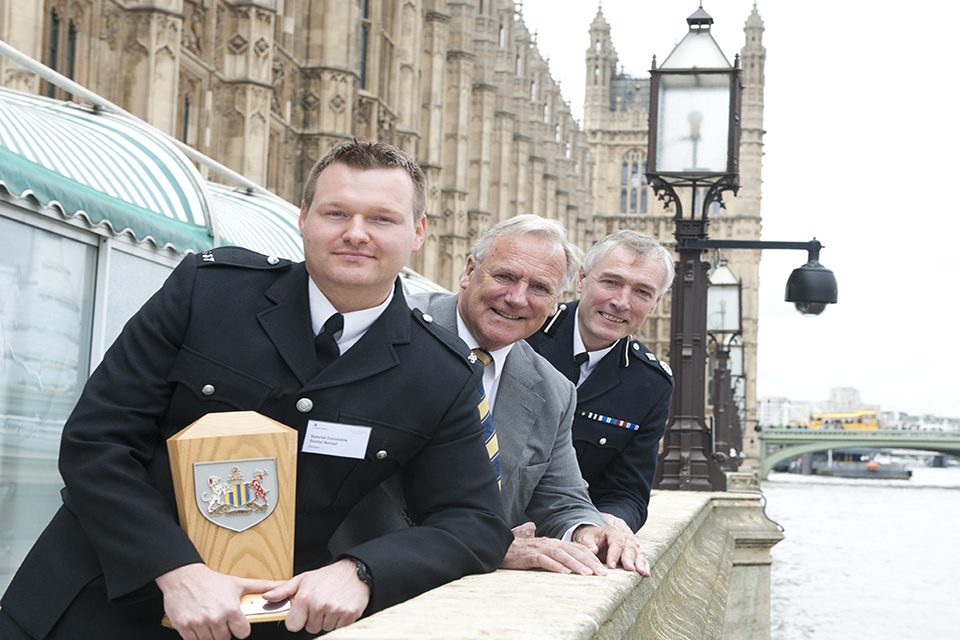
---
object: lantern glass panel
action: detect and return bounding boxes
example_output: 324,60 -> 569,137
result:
728,343 -> 744,378
707,265 -> 741,334
655,72 -> 730,174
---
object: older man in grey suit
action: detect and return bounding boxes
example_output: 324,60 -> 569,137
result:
333,215 -> 648,575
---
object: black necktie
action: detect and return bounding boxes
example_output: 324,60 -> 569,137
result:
314,313 -> 343,374
573,352 -> 589,384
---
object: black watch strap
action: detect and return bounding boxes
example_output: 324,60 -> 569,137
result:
349,557 -> 374,590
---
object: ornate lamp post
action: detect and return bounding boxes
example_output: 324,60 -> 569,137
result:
648,6 -> 740,491
648,6 -> 838,491
707,263 -> 743,472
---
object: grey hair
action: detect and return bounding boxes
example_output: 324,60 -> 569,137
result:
584,230 -> 676,296
469,215 -> 583,291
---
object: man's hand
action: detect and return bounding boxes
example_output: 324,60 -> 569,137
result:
573,525 -> 651,577
156,563 -> 282,640
262,558 -> 370,634
500,532 -> 608,575
601,512 -> 635,535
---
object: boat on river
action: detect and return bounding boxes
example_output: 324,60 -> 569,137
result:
789,449 -> 913,479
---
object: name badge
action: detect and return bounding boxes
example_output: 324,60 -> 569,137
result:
302,421 -> 372,459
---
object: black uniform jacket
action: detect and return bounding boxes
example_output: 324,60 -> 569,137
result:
525,301 -> 674,532
0,247 -> 511,639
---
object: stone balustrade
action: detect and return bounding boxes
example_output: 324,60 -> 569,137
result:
326,474 -> 783,640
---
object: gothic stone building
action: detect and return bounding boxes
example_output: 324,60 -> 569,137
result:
0,1 -> 767,458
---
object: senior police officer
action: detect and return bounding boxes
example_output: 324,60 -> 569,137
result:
0,140 -> 512,640
526,230 -> 675,533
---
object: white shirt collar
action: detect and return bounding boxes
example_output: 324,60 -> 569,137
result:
573,305 -> 618,387
455,310 -> 514,410
307,278 -> 393,354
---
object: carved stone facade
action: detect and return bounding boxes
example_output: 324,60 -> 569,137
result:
1,1 -> 766,459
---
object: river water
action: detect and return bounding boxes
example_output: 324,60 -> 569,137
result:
762,466 -> 960,640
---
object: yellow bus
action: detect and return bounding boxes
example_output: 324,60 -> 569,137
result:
808,409 -> 880,430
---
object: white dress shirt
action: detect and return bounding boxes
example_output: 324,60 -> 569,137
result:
307,278 -> 393,353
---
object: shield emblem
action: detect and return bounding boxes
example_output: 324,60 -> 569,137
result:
194,458 -> 278,533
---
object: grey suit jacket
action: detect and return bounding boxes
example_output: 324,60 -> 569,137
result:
330,293 -> 603,551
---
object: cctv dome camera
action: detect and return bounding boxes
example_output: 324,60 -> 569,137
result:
793,301 -> 827,316
785,258 -> 837,316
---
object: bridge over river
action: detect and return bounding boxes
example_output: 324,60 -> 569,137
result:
758,428 -> 960,477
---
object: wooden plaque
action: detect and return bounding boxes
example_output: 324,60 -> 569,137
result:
167,411 -> 298,623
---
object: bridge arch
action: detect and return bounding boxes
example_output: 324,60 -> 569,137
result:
758,429 -> 960,477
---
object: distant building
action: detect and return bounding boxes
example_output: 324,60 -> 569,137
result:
828,387 -> 862,412
759,397 -> 791,427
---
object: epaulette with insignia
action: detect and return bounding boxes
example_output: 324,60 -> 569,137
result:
195,246 -> 292,270
542,302 -> 571,336
627,339 -> 673,378
411,308 -> 479,370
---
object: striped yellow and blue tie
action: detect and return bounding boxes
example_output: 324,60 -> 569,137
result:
472,348 -> 501,489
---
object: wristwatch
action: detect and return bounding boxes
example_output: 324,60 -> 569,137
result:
349,557 -> 374,590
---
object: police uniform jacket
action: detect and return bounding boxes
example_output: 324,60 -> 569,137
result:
525,301 -> 674,532
0,247 -> 512,640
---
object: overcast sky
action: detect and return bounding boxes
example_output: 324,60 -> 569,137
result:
520,0 -> 960,419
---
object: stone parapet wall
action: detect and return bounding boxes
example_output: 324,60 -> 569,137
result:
327,482 -> 783,640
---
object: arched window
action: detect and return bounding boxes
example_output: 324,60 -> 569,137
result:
182,95 -> 191,143
46,10 -> 61,97
498,25 -> 504,47
619,151 -> 649,215
45,8 -> 79,100
359,0 -> 370,90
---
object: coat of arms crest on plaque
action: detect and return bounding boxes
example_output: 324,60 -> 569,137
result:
193,458 -> 279,533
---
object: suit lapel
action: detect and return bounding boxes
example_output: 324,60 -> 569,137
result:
314,284 -> 410,389
491,345 -> 545,500
576,346 -> 623,403
257,264 -> 315,386
535,302 -> 580,383
540,300 -> 622,403
257,268 -> 409,389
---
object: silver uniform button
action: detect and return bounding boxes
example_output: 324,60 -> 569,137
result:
376,450 -> 388,460
296,398 -> 314,412
599,437 -> 607,445
201,384 -> 215,396
267,255 -> 280,265
422,314 -> 433,323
